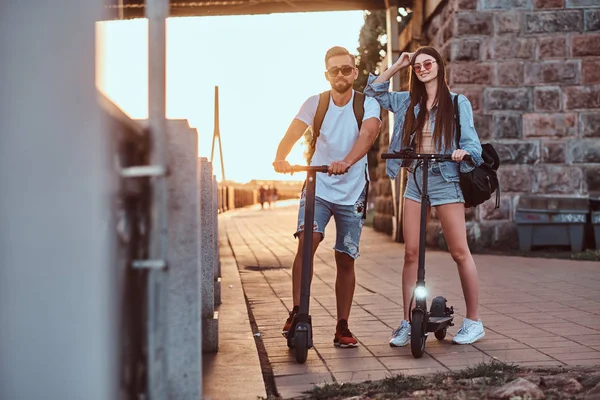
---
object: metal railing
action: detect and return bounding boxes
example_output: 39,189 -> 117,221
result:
216,184 -> 302,213
216,185 -> 257,212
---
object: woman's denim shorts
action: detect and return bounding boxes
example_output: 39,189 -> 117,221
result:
404,162 -> 464,207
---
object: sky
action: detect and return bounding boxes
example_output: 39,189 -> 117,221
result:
96,11 -> 366,183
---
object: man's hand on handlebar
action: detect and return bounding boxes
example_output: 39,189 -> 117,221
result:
451,149 -> 470,162
273,160 -> 293,174
328,160 -> 351,176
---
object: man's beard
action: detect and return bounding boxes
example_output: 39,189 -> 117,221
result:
331,79 -> 352,94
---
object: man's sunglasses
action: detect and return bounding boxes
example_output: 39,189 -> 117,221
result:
412,60 -> 437,74
326,65 -> 355,78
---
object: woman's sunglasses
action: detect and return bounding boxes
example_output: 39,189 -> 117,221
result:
412,60 -> 437,74
326,65 -> 354,78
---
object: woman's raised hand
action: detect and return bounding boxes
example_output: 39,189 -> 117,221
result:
394,52 -> 414,70
372,51 -> 414,84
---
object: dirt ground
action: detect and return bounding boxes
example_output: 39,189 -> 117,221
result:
298,361 -> 600,400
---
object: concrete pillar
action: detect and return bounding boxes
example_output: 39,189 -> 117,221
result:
199,158 -> 219,353
0,2 -> 117,399
386,3 -> 406,244
213,175 -> 222,306
228,186 -> 236,211
166,122 -> 201,397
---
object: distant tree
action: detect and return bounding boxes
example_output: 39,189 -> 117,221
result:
354,10 -> 387,93
354,10 -> 387,185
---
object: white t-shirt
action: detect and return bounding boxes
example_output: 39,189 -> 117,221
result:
294,91 -> 381,205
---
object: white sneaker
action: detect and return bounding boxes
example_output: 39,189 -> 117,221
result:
389,320 -> 411,347
452,318 -> 485,345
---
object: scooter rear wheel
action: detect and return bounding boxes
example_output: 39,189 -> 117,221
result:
411,311 -> 426,358
294,329 -> 309,364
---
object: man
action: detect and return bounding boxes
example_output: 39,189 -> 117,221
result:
273,46 -> 381,348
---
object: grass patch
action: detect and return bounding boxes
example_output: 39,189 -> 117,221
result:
453,360 -> 519,385
303,360 -> 520,399
305,375 -> 430,400
375,374 -> 429,393
569,249 -> 600,261
306,382 -> 364,400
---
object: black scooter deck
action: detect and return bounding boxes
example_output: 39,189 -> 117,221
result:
429,316 -> 453,324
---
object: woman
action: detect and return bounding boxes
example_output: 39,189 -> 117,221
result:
365,46 -> 485,346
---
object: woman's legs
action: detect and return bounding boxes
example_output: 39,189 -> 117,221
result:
435,202 -> 479,321
389,197 -> 431,346
401,198 -> 430,321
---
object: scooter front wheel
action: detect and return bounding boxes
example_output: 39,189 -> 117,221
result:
411,310 -> 426,358
294,327 -> 309,364
435,328 -> 447,341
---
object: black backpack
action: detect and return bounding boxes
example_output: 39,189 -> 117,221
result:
306,90 -> 365,164
453,94 -> 501,209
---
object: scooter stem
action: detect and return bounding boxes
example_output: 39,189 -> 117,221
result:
299,171 -> 317,315
417,158 -> 429,290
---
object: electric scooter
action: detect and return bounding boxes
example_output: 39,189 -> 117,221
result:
280,165 -> 329,364
381,148 -> 472,358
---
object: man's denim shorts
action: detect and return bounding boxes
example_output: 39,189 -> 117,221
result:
294,185 -> 367,260
404,162 -> 464,207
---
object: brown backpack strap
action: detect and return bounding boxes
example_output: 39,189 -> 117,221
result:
353,91 -> 365,131
453,94 -> 461,148
313,91 -> 330,138
308,90 -> 366,163
307,91 -> 330,164
353,91 -> 368,218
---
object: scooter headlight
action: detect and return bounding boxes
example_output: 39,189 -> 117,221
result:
414,286 -> 427,299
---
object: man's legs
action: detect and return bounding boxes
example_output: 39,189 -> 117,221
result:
291,231 -> 323,307
282,195 -> 332,336
330,189 -> 366,348
334,251 -> 355,322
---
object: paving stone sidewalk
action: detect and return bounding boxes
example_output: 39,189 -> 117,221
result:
221,202 -> 600,399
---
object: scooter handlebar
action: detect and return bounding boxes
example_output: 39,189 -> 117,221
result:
381,151 -> 471,162
290,165 -> 330,173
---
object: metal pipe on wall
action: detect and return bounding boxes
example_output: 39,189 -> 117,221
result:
146,0 -> 171,398
386,1 -> 406,243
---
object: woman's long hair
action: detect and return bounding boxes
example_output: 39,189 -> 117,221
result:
401,46 -> 454,152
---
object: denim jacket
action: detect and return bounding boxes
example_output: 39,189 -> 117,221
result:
364,73 -> 484,182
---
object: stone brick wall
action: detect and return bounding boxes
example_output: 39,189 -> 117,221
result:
372,111 -> 395,236
374,0 -> 600,250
